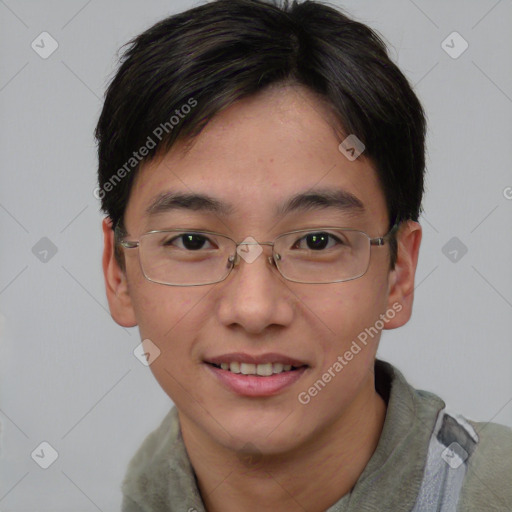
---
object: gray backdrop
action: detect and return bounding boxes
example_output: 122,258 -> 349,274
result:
1,0 -> 511,510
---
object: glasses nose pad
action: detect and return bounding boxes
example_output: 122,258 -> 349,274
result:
227,249 -> 280,270
269,252 -> 281,267
227,253 -> 237,269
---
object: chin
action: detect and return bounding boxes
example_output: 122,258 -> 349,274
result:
210,405 -> 308,453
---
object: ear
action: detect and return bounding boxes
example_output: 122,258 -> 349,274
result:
102,217 -> 138,328
384,220 -> 422,329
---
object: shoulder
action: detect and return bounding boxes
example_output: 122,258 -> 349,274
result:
121,407 -> 192,511
123,407 -> 180,477
457,419 -> 512,511
377,361 -> 512,511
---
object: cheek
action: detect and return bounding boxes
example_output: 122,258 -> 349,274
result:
302,279 -> 387,336
296,277 -> 389,368
294,282 -> 389,419
126,253 -> 198,335
128,270 -> 205,345
130,286 -> 210,400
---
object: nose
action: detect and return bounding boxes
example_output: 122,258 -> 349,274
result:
216,243 -> 294,335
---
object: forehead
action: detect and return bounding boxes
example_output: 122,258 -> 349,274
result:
125,85 -> 388,231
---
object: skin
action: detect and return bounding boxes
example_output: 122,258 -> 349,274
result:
102,84 -> 422,512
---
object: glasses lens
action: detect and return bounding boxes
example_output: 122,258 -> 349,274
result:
139,231 -> 234,286
274,229 -> 371,283
136,228 -> 372,286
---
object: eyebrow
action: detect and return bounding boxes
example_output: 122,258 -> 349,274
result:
145,191 -> 235,217
277,188 -> 365,217
144,188 -> 365,218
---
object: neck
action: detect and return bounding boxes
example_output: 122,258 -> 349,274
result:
179,377 -> 387,512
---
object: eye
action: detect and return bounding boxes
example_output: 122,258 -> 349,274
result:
292,231 -> 346,251
163,233 -> 216,251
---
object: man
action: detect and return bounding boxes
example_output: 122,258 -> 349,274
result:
95,0 -> 512,510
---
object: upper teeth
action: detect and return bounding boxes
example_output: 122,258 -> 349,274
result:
219,362 -> 294,375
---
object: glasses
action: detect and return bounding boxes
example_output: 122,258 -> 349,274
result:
115,222 -> 399,286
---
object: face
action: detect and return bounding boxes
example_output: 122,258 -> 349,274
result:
103,84 -> 420,456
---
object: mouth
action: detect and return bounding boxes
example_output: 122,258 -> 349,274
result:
208,361 -> 305,376
204,353 -> 309,396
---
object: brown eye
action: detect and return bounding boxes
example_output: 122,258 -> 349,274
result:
292,232 -> 344,251
163,233 -> 214,251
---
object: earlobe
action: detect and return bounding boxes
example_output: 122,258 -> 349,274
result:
102,218 -> 138,328
384,220 -> 422,330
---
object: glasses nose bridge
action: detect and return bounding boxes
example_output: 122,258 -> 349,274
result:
230,239 -> 278,269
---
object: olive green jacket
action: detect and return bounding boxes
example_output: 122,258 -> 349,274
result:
121,360 -> 512,511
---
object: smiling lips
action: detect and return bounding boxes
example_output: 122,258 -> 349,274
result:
204,353 -> 309,396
